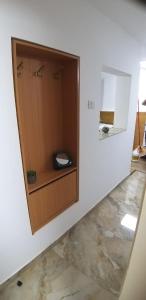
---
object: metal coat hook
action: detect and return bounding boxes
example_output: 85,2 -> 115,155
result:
33,65 -> 45,77
17,61 -> 23,77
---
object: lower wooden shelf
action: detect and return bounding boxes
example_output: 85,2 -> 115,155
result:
28,170 -> 77,233
28,166 -> 77,194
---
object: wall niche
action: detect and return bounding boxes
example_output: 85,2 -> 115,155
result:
99,66 -> 131,139
12,38 -> 80,233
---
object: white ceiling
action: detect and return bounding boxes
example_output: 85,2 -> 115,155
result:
90,0 -> 146,47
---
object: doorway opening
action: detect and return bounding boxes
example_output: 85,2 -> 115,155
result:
132,61 -> 146,173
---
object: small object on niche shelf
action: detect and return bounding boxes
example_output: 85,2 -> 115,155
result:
53,152 -> 72,170
27,170 -> 37,184
102,126 -> 109,134
17,280 -> 23,287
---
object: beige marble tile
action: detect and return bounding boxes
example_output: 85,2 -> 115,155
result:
53,171 -> 146,295
0,250 -> 69,300
46,265 -> 117,300
53,232 -> 70,259
0,171 -> 145,300
0,253 -> 117,300
131,158 -> 146,174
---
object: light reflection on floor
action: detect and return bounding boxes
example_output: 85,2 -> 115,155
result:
121,214 -> 137,231
0,171 -> 145,300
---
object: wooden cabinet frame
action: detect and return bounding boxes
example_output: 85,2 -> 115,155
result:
12,38 -> 80,233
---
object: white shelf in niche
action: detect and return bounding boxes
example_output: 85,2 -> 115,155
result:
99,128 -> 125,140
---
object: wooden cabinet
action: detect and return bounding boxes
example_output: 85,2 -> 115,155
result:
29,171 -> 77,233
12,38 -> 79,233
133,112 -> 146,149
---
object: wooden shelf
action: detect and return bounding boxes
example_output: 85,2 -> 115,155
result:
28,166 -> 77,194
28,171 -> 77,233
12,38 -> 79,233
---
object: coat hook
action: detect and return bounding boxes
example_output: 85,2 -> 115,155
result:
17,61 -> 23,77
33,65 -> 45,77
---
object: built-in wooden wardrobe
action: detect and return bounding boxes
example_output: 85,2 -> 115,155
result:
12,38 -> 79,233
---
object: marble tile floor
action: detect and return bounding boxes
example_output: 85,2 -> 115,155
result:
0,171 -> 145,300
131,157 -> 146,174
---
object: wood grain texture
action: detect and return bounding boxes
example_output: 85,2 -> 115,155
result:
28,171 -> 77,233
100,111 -> 114,125
28,166 -> 77,194
62,61 -> 78,164
133,112 -> 146,149
15,38 -> 79,61
12,41 -> 30,196
16,56 -> 64,173
12,38 -> 80,233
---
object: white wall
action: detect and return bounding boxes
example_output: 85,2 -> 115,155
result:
0,0 -> 140,284
114,76 -> 131,128
138,65 -> 146,112
101,72 -> 117,111
119,46 -> 146,300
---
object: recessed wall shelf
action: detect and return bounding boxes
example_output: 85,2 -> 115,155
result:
28,166 -> 77,194
12,38 -> 80,233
